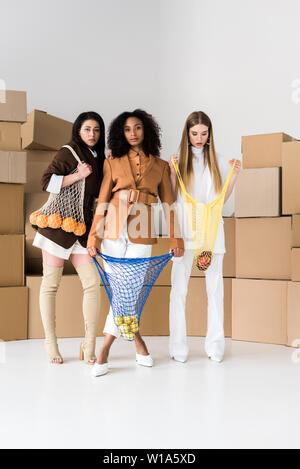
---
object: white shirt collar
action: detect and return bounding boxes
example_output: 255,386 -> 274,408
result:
191,146 -> 204,159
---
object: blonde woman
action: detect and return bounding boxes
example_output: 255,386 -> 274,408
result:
169,111 -> 241,363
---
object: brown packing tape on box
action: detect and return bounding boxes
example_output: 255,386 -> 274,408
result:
232,279 -> 287,345
191,217 -> 236,278
186,278 -> 232,338
0,151 -> 27,184
242,132 -> 294,169
287,282 -> 300,347
0,235 -> 24,287
25,150 -> 56,193
0,184 -> 24,234
25,236 -> 76,275
21,110 -> 73,150
0,90 -> 27,123
24,192 -> 49,237
27,275 -> 109,339
0,122 -> 22,151
0,286 -> 28,341
235,168 -> 281,218
235,217 -> 292,280
282,141 -> 300,215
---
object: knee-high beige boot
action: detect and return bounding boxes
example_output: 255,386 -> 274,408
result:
75,262 -> 101,364
40,264 -> 64,364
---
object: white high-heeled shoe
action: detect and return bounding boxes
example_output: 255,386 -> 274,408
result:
91,362 -> 109,377
136,353 -> 153,367
208,354 -> 223,363
170,354 -> 188,363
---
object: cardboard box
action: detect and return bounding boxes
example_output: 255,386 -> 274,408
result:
24,192 -> 48,237
0,184 -> 24,234
0,235 -> 24,286
24,150 -> 56,193
291,249 -> 300,281
0,151 -> 27,183
27,275 -> 108,339
287,282 -> 300,347
0,90 -> 27,123
191,217 -> 236,278
242,132 -> 294,169
0,122 -> 22,151
186,278 -> 232,337
21,110 -> 73,150
232,279 -> 287,345
140,286 -> 171,336
235,168 -> 281,217
0,286 -> 28,341
25,237 -> 76,275
236,217 -> 291,280
292,215 -> 300,247
282,141 -> 300,215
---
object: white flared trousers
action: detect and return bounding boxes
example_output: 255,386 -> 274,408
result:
101,228 -> 152,338
169,249 -> 224,358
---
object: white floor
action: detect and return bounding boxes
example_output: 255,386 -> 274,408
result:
0,336 -> 299,449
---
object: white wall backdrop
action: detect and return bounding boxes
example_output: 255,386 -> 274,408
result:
1,0 -> 300,213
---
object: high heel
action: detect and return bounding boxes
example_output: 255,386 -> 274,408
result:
79,342 -> 96,364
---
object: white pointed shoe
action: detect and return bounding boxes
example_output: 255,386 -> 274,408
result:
91,362 -> 109,377
170,354 -> 188,363
136,353 -> 153,367
208,354 -> 223,363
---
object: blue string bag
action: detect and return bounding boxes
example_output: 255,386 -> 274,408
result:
93,251 -> 173,341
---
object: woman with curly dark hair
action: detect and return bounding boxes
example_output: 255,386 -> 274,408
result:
87,109 -> 184,377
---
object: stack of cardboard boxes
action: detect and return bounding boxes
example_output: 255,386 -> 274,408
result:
233,132 -> 300,346
0,91 -> 28,340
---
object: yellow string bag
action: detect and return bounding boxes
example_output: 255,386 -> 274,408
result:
171,157 -> 236,271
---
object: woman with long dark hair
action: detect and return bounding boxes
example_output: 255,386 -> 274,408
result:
31,111 -> 105,365
87,109 -> 184,377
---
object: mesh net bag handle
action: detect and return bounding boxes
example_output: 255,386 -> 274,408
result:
93,251 -> 173,341
171,156 -> 236,271
29,145 -> 87,236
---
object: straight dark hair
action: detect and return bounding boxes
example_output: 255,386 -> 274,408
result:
108,109 -> 161,158
72,112 -> 105,169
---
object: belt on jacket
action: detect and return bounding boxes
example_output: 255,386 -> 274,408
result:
115,189 -> 158,206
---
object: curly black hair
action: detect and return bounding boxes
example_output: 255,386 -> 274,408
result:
108,109 -> 161,158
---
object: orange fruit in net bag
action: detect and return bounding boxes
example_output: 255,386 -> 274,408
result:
29,211 -> 40,225
74,222 -> 86,236
36,214 -> 49,228
196,251 -> 212,271
48,213 -> 62,229
61,217 -> 77,233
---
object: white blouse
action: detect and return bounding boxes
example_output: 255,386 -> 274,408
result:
176,146 -> 229,254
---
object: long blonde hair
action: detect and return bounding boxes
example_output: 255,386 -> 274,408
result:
178,111 -> 222,195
